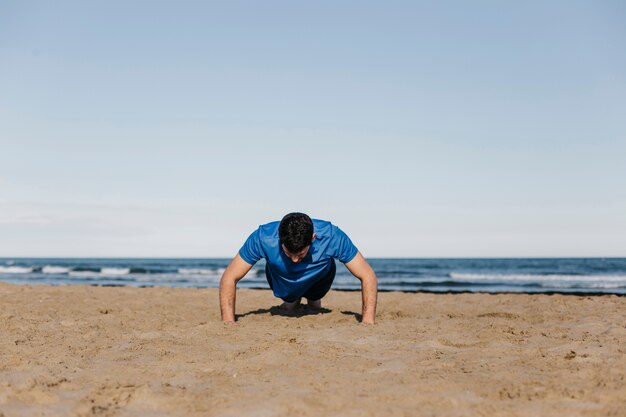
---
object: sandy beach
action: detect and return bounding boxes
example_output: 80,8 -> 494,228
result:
0,283 -> 624,417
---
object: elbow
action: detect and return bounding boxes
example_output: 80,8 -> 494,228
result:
220,274 -> 239,287
358,273 -> 378,285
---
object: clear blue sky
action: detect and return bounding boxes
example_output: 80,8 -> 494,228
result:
1,1 -> 625,257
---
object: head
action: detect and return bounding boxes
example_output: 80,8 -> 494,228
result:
279,212 -> 315,263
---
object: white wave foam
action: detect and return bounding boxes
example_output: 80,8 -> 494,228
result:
68,269 -> 130,278
101,268 -> 130,276
0,266 -> 33,274
450,273 -> 626,282
42,266 -> 71,274
68,271 -> 101,278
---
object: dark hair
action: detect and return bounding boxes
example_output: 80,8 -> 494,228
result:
279,212 -> 314,252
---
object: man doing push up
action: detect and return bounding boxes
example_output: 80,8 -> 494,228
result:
219,212 -> 378,324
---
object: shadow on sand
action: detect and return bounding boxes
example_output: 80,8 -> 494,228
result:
237,306 -> 363,323
340,310 -> 362,322
237,304 -> 332,319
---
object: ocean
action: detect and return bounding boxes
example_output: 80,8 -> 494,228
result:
1,257 -> 625,294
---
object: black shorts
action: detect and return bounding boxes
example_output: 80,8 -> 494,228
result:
265,260 -> 336,303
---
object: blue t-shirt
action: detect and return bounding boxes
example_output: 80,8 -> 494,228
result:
239,219 -> 358,300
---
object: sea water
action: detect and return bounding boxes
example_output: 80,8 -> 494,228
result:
1,258 -> 625,294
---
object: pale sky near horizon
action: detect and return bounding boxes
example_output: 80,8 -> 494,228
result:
1,1 -> 625,258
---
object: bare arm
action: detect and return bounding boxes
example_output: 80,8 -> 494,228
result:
344,252 -> 378,324
219,253 -> 254,322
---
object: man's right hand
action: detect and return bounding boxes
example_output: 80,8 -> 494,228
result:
219,254 -> 253,322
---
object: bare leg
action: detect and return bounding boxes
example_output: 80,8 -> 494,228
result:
306,298 -> 322,309
280,298 -> 301,311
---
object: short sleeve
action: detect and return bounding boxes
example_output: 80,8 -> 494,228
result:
238,228 -> 264,265
332,226 -> 359,263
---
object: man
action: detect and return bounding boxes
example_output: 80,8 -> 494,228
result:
219,212 -> 378,324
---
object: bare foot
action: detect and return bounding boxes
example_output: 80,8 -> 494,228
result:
306,298 -> 322,309
280,298 -> 301,311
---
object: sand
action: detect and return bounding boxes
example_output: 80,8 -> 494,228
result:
0,283 -> 624,417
